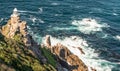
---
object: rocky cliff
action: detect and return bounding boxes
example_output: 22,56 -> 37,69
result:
1,8 -> 31,47
0,8 -> 89,71
43,35 -> 88,71
0,8 -> 56,71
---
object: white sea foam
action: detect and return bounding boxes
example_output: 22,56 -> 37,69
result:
51,3 -> 59,5
18,10 -> 38,14
52,26 -> 76,31
101,34 -> 108,38
113,13 -> 118,16
0,18 -> 3,22
38,19 -> 45,23
42,35 -> 114,71
27,27 -> 43,44
18,10 -> 28,13
29,15 -> 44,23
114,35 -> 120,41
38,7 -> 43,14
30,16 -> 37,23
54,14 -> 62,16
72,18 -> 109,34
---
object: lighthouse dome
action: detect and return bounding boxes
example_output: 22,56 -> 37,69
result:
11,8 -> 19,17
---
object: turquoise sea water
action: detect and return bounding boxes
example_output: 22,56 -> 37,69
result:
0,0 -> 120,71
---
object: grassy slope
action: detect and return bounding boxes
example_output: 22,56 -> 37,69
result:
0,33 -> 56,71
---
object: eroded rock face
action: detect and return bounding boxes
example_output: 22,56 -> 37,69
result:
1,8 -> 20,38
0,8 -> 88,71
0,8 -> 57,71
19,21 -> 27,36
45,35 -> 51,48
44,36 -> 88,71
52,43 -> 88,71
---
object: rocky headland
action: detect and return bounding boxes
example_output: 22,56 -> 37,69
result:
0,8 -> 56,71
0,8 -> 90,71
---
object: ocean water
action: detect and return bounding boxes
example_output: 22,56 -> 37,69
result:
0,0 -> 120,71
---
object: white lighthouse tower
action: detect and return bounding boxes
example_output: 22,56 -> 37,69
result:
10,8 -> 20,24
11,8 -> 19,17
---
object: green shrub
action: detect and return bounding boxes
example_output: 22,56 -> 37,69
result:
40,47 -> 57,68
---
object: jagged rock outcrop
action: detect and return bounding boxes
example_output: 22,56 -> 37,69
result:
1,8 -> 48,64
0,8 -> 57,71
44,35 -> 88,71
0,8 -> 31,47
1,8 -> 20,38
45,35 -> 51,48
52,43 -> 88,71
0,8 -> 89,71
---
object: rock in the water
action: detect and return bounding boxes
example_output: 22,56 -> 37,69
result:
90,67 -> 96,71
1,8 -> 20,38
77,47 -> 85,54
45,35 -> 51,48
51,43 -> 88,71
0,8 -> 58,71
43,35 -> 88,71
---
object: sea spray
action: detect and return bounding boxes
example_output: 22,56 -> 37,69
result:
71,18 -> 109,34
42,35 -> 114,71
115,35 -> 120,41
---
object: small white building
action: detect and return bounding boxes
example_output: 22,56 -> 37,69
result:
10,8 -> 20,24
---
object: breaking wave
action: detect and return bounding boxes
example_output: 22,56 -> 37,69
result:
52,26 -> 76,31
114,35 -> 120,41
38,7 -> 43,14
51,2 -> 60,6
42,35 -> 115,71
18,8 -> 43,14
29,15 -> 44,23
0,18 -> 3,22
71,18 -> 109,34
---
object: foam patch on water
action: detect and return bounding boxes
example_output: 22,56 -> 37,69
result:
29,15 -> 44,23
42,35 -> 114,71
51,2 -> 60,5
52,26 -> 76,31
71,18 -> 109,34
54,14 -> 63,16
114,35 -> 120,41
18,10 -> 28,13
38,7 -> 43,14
18,10 -> 38,14
30,16 -> 37,23
27,26 -> 43,44
112,13 -> 118,16
0,18 -> 4,23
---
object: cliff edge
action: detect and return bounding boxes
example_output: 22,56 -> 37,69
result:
0,8 -> 89,71
0,8 -> 56,71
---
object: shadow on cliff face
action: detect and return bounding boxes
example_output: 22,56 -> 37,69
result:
49,43 -> 88,71
57,58 -> 79,71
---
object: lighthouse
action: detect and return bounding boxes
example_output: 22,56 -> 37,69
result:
11,8 -> 19,17
10,8 -> 20,24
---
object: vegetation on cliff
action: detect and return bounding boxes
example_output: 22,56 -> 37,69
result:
0,8 -> 89,71
0,33 -> 56,71
40,47 -> 57,67
0,8 -> 57,71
